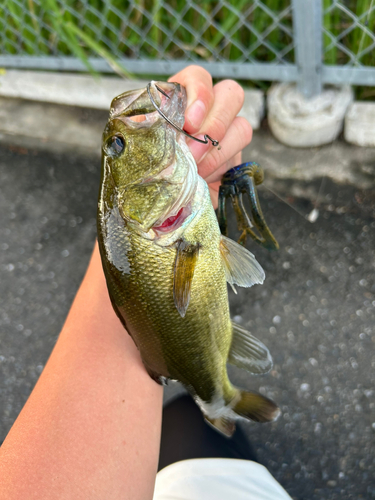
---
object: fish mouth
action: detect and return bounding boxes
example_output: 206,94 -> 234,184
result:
152,204 -> 191,235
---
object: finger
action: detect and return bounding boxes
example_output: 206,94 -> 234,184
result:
206,151 -> 242,186
197,117 -> 252,182
168,65 -> 214,132
188,79 -> 245,164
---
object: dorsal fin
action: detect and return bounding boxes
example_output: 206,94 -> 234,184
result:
219,235 -> 265,291
228,322 -> 273,374
173,241 -> 200,318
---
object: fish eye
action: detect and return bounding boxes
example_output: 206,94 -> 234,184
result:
105,135 -> 125,157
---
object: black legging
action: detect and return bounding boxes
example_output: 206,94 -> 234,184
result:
158,394 -> 258,471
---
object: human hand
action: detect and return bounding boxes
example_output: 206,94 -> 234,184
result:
168,65 -> 253,208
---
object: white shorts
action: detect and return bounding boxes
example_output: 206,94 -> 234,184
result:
153,458 -> 292,500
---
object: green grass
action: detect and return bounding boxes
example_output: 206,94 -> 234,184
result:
0,0 -> 294,67
2,1 -> 374,65
323,0 -> 375,66
0,0 -> 375,97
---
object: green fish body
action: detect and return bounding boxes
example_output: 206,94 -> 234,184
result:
97,82 -> 279,436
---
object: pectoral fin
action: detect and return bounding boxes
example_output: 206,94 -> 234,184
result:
219,235 -> 265,289
228,322 -> 273,374
173,241 -> 200,318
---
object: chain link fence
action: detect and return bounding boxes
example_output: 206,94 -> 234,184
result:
0,0 -> 375,97
323,0 -> 375,66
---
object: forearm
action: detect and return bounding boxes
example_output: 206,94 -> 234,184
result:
0,243 -> 163,500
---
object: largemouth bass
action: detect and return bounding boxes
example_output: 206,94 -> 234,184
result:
97,81 -> 280,436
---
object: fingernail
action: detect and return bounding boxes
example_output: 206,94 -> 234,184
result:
186,99 -> 206,130
189,137 -> 209,164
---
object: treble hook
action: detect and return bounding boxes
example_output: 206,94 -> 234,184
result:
146,83 -> 220,149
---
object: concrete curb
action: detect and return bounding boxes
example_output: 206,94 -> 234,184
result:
0,97 -> 105,157
344,101 -> 375,147
238,89 -> 264,130
2,69 -> 375,148
267,83 -> 353,148
1,95 -> 374,193
0,69 -> 264,130
0,69 -> 148,110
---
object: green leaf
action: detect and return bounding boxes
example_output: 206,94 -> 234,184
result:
66,22 -> 134,79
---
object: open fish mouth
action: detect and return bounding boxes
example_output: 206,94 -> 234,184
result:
152,204 -> 192,235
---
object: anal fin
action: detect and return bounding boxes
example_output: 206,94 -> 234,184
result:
204,415 -> 236,437
228,322 -> 273,375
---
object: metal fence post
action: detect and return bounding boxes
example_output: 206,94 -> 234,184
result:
292,0 -> 323,98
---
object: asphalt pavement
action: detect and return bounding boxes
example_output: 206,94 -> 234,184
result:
0,103 -> 374,500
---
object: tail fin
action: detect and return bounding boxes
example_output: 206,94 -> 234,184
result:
203,390 -> 280,437
233,390 -> 280,423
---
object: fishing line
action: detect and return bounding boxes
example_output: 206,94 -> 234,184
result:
262,184 -> 309,221
307,171 -> 328,223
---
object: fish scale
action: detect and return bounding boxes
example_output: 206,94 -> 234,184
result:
103,194 -> 232,400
